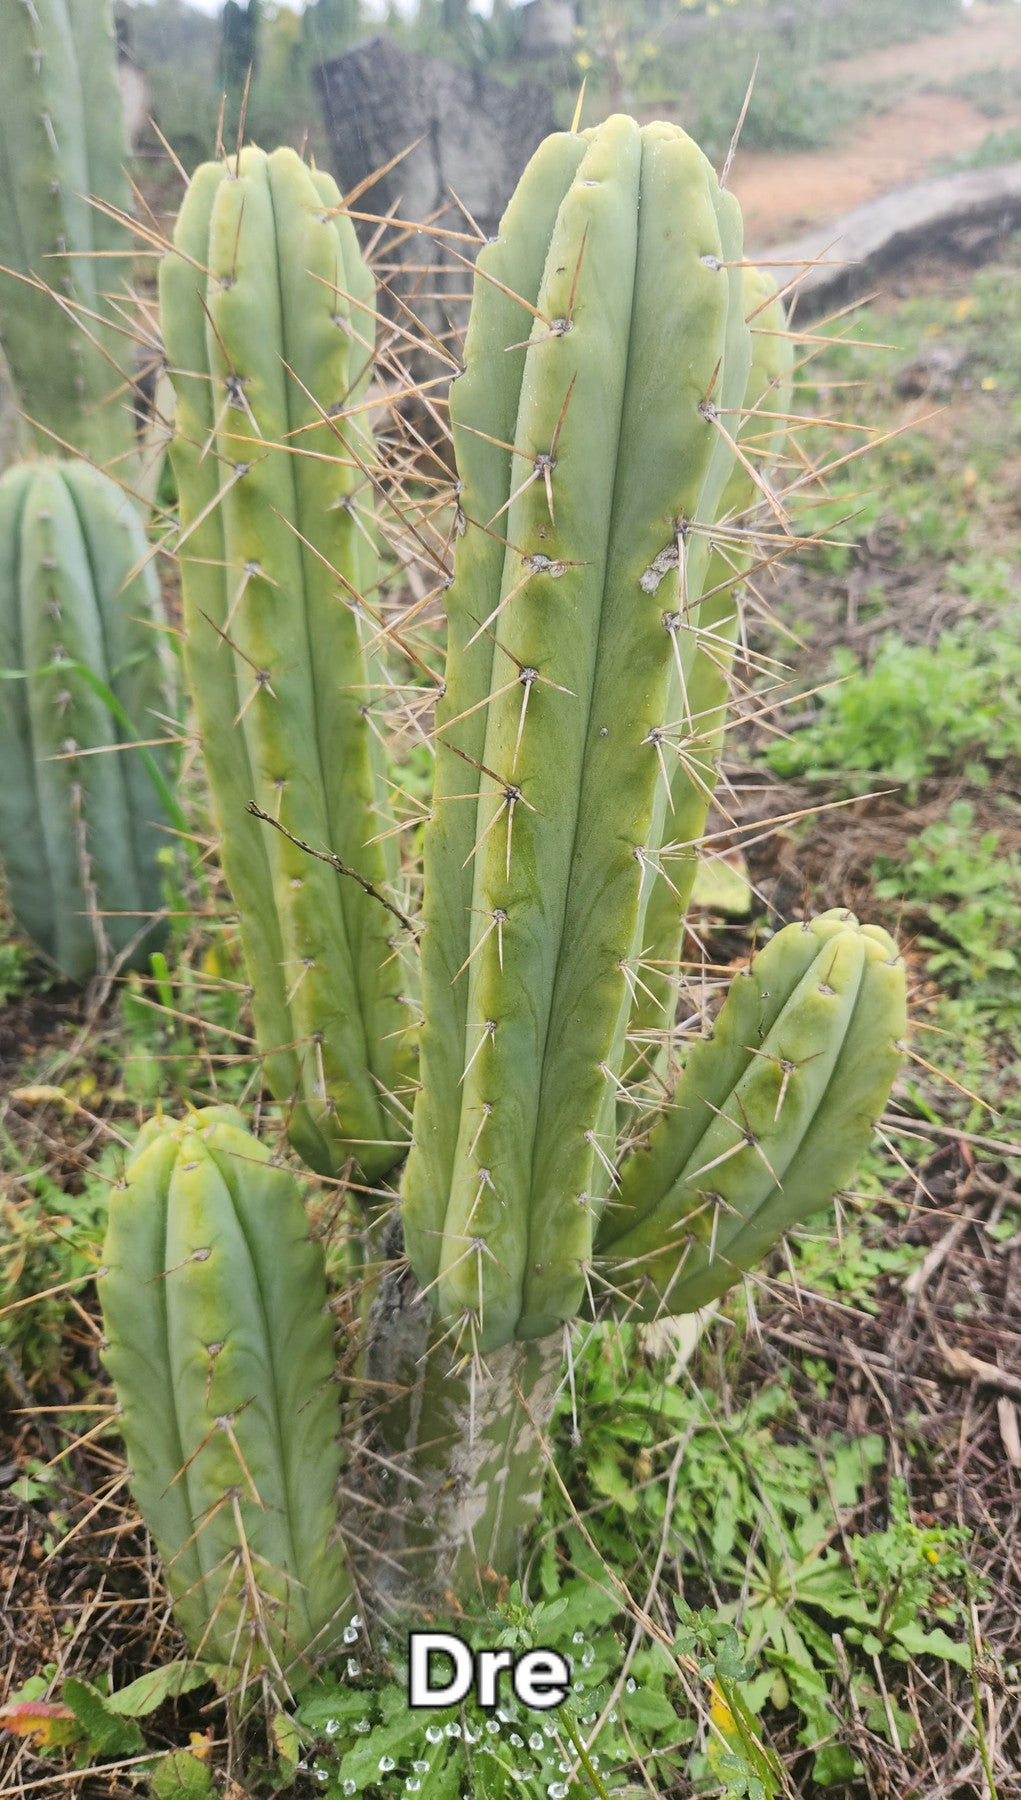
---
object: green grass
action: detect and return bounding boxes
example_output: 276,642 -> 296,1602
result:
0,934 -> 32,1006
765,627 -> 1021,796
935,63 -> 1021,120
874,801 -> 1021,1017
246,1340 -> 974,1798
945,123 -> 1021,169
763,235 -> 1021,1159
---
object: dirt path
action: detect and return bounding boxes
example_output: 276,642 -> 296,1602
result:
730,1 -> 1021,248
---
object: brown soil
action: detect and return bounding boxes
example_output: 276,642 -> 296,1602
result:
0,986 -> 82,1090
730,2 -> 1021,247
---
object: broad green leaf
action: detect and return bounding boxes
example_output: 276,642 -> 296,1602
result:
149,1748 -> 216,1800
105,1662 -> 208,1718
891,1622 -> 971,1669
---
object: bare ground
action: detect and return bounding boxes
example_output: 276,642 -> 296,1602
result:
731,2 -> 1021,247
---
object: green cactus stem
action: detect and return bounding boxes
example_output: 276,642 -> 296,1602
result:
0,458 -> 173,980
402,115 -> 753,1352
99,1106 -> 350,1688
358,910 -> 902,1605
632,266 -> 795,1046
596,911 -> 906,1321
0,0 -> 139,469
347,1242 -> 562,1613
159,145 -> 411,1182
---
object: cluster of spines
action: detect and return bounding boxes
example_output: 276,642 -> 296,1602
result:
0,459 -> 172,979
0,0 -> 138,469
159,145 -> 414,1182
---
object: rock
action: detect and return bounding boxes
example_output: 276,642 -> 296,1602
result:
760,163 -> 1021,318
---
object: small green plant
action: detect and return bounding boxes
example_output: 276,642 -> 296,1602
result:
720,1476 -> 972,1785
0,933 -> 32,1006
785,1214 -> 922,1315
767,630 -> 1021,795
292,1581 -> 779,1799
554,1338 -> 975,1788
118,937 -> 252,1108
873,800 -> 1021,1021
0,1138 -> 114,1384
0,1661 -> 210,1777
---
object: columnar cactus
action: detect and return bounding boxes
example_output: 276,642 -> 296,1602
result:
0,459 -> 173,979
596,911 -> 907,1319
159,145 -> 411,1182
362,912 -> 905,1608
100,118 -> 908,1657
99,1107 -> 349,1685
403,115 -> 756,1352
0,0 -> 138,470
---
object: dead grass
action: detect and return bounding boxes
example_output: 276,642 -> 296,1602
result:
749,1139 -> 1021,1797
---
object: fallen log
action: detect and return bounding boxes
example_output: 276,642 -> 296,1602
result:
759,162 -> 1021,316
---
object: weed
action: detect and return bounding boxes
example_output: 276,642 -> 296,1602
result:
0,934 -> 33,1007
946,124 -> 1021,169
873,800 -> 1021,1023
546,1334 -> 977,1787
0,1141 -> 115,1385
1,1660 -> 209,1776
725,1473 -> 974,1786
116,936 -> 253,1110
766,629 -> 1021,796
291,1580 -> 727,1799
785,1215 -> 922,1316
934,64 -> 1021,120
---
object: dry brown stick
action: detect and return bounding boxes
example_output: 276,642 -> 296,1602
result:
247,800 -> 420,936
